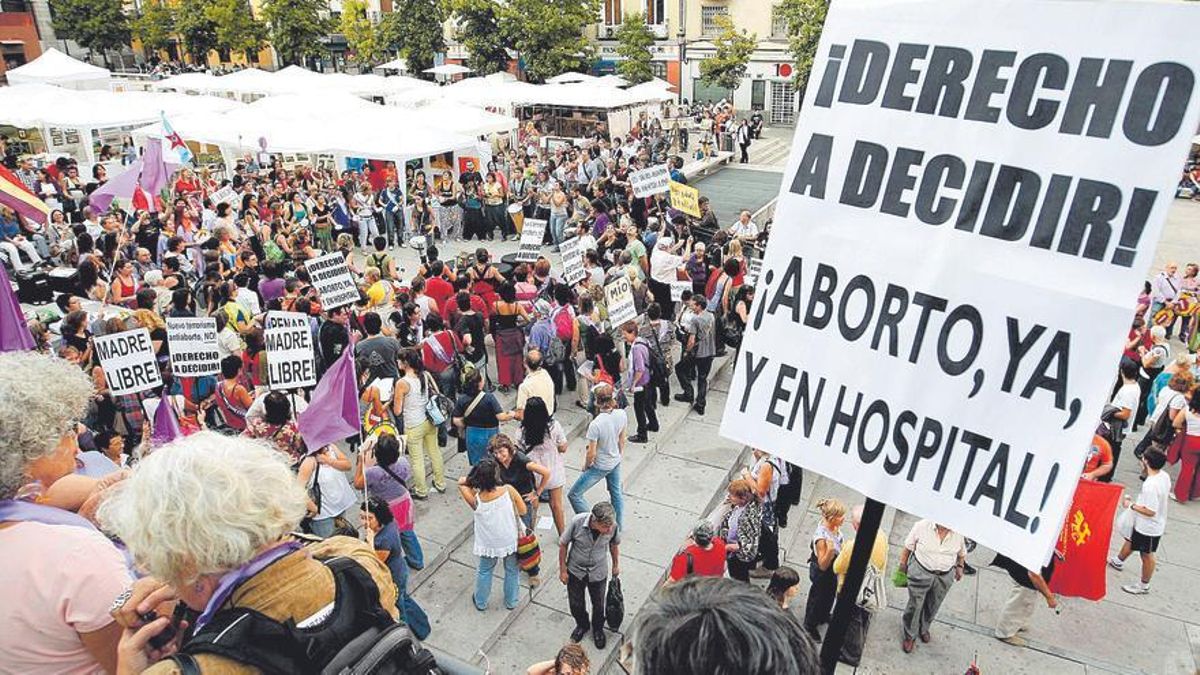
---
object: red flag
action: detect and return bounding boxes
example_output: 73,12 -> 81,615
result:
1049,479 -> 1123,600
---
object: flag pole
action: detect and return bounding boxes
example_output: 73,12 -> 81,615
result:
818,498 -> 885,674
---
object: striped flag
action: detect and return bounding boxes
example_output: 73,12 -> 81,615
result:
161,112 -> 194,165
0,165 -> 49,224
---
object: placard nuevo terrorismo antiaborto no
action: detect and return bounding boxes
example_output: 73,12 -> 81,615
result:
720,0 -> 1200,570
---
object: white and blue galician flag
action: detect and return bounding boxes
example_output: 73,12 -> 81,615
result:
161,113 -> 194,165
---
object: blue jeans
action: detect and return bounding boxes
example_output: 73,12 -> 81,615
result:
400,529 -> 424,570
550,213 -> 569,245
475,553 -> 520,610
465,426 -> 499,466
568,464 -> 623,529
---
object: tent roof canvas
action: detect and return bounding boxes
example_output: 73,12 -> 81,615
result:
6,48 -> 111,88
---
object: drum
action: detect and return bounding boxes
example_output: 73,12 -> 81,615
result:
508,203 -> 524,233
500,253 -> 521,267
495,262 -> 514,279
409,235 -> 428,250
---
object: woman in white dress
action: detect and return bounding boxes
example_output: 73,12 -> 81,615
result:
459,457 -> 527,611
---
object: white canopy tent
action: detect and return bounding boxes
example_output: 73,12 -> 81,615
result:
546,72 -> 595,84
376,58 -> 407,73
153,66 -> 436,101
0,84 -> 243,169
133,92 -> 478,165
6,48 -> 112,90
424,64 -> 473,76
405,100 -> 518,138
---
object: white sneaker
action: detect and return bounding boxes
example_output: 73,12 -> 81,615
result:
1107,556 -> 1124,571
1121,582 -> 1150,595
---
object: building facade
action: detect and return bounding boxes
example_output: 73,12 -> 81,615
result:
590,0 -> 799,124
0,0 -> 44,81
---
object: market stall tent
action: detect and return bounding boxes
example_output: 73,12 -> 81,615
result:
6,48 -> 111,90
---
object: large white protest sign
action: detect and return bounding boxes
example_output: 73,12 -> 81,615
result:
719,0 -> 1200,570
605,276 -> 637,327
560,236 -> 587,286
629,164 -> 671,198
305,252 -> 360,310
515,218 -> 548,263
265,311 -> 317,390
94,328 -> 162,396
166,317 -> 220,377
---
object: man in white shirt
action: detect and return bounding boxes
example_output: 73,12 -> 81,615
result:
1108,359 -> 1142,477
727,210 -> 759,243
1150,262 -> 1182,336
897,519 -> 966,652
516,349 -> 556,418
1109,448 -> 1171,594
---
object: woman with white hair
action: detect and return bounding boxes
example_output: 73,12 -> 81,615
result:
0,351 -> 132,674
101,432 -> 399,673
1135,325 -> 1171,430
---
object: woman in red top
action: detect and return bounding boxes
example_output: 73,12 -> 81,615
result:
110,259 -> 139,306
174,168 -> 200,198
667,521 -> 727,583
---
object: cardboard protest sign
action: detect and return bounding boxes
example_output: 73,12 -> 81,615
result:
746,258 -> 763,287
668,180 -> 700,217
265,311 -> 317,390
605,276 -> 638,327
670,279 -> 692,301
560,235 -> 587,285
209,185 -> 237,205
94,328 -> 162,396
515,218 -> 548,263
719,0 -> 1200,570
305,252 -> 360,310
629,164 -> 671,198
166,317 -> 220,377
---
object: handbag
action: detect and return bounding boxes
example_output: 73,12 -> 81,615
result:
855,560 -> 887,611
423,373 -> 452,426
605,576 -> 625,631
516,528 -> 542,574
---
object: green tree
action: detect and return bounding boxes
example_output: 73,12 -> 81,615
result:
699,15 -> 756,93
260,0 -> 330,67
206,0 -> 268,62
132,0 -> 176,59
175,0 -> 219,64
340,0 -> 383,66
48,0 -> 131,65
499,0 -> 599,83
614,11 -> 654,85
775,0 -> 828,91
379,0 -> 445,77
448,0 -> 508,75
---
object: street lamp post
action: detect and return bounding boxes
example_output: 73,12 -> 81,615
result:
676,0 -> 685,104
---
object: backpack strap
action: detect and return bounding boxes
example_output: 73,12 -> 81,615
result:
173,556 -> 394,674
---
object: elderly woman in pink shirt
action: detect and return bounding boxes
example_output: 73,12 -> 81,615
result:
0,352 -> 132,674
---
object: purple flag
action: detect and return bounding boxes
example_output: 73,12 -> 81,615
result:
0,263 -> 34,352
151,395 -> 182,447
297,348 -> 360,453
88,159 -> 143,214
138,138 -> 171,204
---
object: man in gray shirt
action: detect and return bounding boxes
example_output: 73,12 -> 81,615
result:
559,501 -> 621,649
675,294 -> 716,414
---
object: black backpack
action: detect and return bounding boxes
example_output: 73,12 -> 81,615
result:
172,556 -> 439,675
